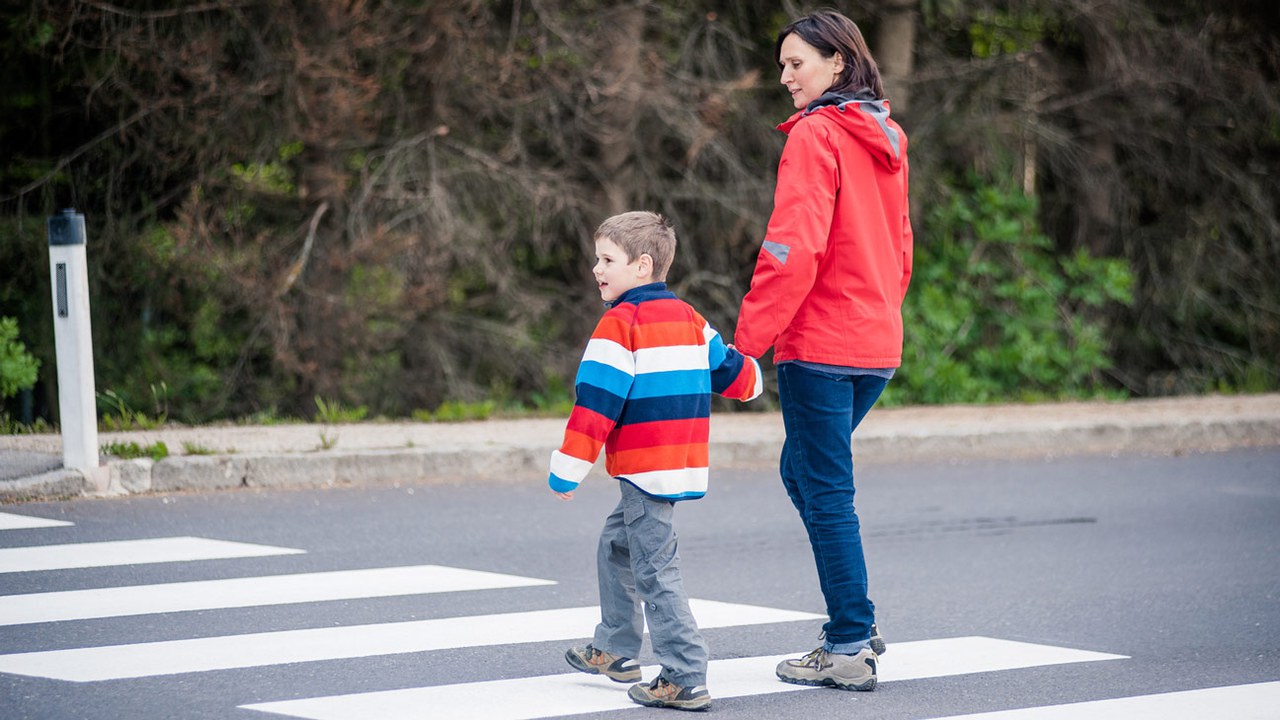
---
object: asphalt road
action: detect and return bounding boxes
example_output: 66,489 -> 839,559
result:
1,447 -> 1277,719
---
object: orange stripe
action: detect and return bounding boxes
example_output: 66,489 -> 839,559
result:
609,443 -> 709,471
632,321 -> 704,350
560,428 -> 603,461
590,314 -> 632,344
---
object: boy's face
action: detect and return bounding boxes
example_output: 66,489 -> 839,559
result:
593,236 -> 651,303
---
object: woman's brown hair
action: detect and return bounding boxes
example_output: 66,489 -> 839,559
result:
775,9 -> 885,99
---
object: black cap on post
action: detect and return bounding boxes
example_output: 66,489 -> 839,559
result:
47,209 -> 86,246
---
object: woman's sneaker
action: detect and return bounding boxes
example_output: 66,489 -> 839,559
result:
564,644 -> 641,683
627,676 -> 712,711
775,647 -> 878,691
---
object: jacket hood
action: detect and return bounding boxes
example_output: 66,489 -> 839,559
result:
778,89 -> 905,172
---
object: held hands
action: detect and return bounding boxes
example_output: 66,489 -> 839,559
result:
552,489 -> 574,501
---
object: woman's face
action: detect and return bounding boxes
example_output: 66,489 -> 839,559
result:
778,33 -> 844,110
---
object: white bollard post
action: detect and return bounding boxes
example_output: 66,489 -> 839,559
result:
47,208 -> 100,477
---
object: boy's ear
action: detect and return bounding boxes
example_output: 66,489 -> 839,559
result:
636,253 -> 654,279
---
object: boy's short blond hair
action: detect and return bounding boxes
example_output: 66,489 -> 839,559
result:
594,211 -> 677,282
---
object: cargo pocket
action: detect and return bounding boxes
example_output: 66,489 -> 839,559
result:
623,492 -> 647,526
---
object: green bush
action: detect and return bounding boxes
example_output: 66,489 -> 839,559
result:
416,400 -> 496,423
892,180 -> 1133,405
101,440 -> 169,461
313,396 -> 368,424
0,316 -> 40,400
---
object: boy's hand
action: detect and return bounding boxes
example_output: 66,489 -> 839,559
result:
552,489 -> 574,501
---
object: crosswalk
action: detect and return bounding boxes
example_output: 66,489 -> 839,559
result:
0,599 -> 821,681
240,638 -> 1126,720
1,507 -> 1275,719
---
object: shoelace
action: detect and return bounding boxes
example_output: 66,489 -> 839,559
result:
798,647 -> 829,668
648,677 -> 675,695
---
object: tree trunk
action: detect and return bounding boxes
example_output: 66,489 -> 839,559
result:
875,0 -> 919,114
1074,18 -> 1119,256
593,5 -> 645,217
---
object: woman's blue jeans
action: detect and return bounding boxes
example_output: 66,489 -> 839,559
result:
777,362 -> 888,653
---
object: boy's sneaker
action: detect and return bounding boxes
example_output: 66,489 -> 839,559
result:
775,647 -> 878,691
627,676 -> 712,711
564,644 -> 641,683
870,623 -> 887,655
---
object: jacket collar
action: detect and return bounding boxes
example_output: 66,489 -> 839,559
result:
606,282 -> 672,308
804,87 -> 879,114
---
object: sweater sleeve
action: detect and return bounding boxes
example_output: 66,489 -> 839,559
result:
703,319 -> 764,402
735,120 -> 838,359
548,309 -> 636,493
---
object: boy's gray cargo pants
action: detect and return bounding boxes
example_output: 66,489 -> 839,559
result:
592,479 -> 708,688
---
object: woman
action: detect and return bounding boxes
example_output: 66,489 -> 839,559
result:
734,9 -> 912,692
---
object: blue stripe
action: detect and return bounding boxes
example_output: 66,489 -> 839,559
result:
576,361 -> 634,399
617,393 -> 710,425
706,332 -> 727,369
548,473 -> 579,493
630,369 -> 710,399
575,383 -> 626,421
710,346 -> 747,395
621,478 -> 706,501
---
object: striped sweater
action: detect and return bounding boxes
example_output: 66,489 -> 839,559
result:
548,283 -> 764,500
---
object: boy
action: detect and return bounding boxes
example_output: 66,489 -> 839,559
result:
549,211 -> 763,712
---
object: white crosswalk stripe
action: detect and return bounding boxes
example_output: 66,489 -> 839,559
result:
0,599 -> 822,681
918,681 -> 1280,720
6,520 -> 1260,720
0,511 -> 74,530
0,536 -> 303,573
0,564 -> 555,626
238,637 -> 1128,720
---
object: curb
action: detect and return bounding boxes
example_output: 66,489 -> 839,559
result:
0,469 -> 91,504
2,407 -> 1269,502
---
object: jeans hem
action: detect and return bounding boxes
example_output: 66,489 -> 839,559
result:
824,639 -> 873,655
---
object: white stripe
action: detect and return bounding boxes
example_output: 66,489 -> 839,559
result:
920,681 -> 1280,719
548,450 -> 594,483
624,467 -> 708,496
0,536 -> 303,573
240,637 -> 1127,720
634,344 -> 707,374
0,512 -> 73,530
746,357 -> 764,400
0,599 -> 821,681
0,565 -> 554,626
581,338 -> 634,375
702,323 -> 720,345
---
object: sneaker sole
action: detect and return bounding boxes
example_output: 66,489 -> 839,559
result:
776,672 -> 877,692
564,649 -> 640,683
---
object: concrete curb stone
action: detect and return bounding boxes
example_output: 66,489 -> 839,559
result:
0,469 -> 90,503
2,393 -> 1278,503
